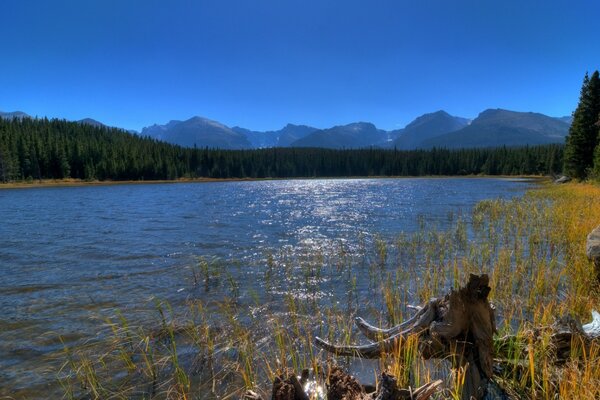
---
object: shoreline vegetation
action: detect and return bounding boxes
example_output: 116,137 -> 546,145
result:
0,175 -> 548,190
47,181 -> 599,400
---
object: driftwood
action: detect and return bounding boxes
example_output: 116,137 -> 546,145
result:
314,274 -> 600,400
245,274 -> 600,400
242,367 -> 442,400
553,175 -> 571,184
316,274 -> 495,400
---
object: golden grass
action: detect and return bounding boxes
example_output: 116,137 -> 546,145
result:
56,181 -> 600,399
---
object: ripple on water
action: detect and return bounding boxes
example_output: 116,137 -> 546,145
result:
0,178 -> 533,397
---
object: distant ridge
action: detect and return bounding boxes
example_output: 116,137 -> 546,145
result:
77,118 -> 107,128
1,108 -> 571,150
0,111 -> 30,120
556,115 -> 573,125
232,124 -> 317,148
141,116 -> 251,149
420,109 -> 570,148
291,122 -> 387,149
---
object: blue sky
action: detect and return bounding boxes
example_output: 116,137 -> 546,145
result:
1,0 -> 599,131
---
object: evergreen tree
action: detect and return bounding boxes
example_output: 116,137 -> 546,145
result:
0,116 -> 564,182
592,116 -> 600,178
563,71 -> 600,179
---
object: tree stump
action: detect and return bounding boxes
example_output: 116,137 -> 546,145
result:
315,274 -> 496,400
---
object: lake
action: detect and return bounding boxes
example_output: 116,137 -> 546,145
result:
0,177 -> 533,396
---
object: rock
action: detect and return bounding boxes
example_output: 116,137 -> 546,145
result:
554,175 -> 571,184
586,225 -> 600,281
586,226 -> 600,260
582,310 -> 600,338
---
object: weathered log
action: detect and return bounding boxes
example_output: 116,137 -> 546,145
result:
553,175 -> 571,184
315,300 -> 437,358
316,274 -> 496,400
242,367 -> 442,400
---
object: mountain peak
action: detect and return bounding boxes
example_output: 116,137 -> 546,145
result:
141,116 -> 250,149
394,111 -> 470,149
184,116 -> 232,130
347,121 -> 376,129
405,110 -> 454,129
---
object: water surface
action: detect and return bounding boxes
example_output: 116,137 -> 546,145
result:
0,177 -> 532,395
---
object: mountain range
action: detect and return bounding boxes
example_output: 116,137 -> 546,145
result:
421,109 -> 571,148
1,109 -> 573,150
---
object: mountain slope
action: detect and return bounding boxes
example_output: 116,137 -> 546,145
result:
232,124 -> 317,148
231,127 -> 278,148
556,115 -> 573,125
290,122 -> 387,148
142,116 -> 251,149
273,124 -> 318,146
394,110 -> 470,149
420,109 -> 570,148
0,111 -> 30,119
78,118 -> 107,128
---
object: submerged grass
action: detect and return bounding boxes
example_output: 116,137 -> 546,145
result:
57,182 -> 600,399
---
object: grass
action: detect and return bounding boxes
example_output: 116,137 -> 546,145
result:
56,181 -> 600,399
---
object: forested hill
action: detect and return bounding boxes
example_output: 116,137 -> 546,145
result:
0,117 -> 563,182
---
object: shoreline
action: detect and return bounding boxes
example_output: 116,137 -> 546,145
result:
0,175 -> 549,190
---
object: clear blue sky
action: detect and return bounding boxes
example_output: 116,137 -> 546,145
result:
1,0 -> 599,131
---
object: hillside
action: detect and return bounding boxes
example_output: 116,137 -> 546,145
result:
393,110 -> 470,149
0,111 -> 30,120
290,122 -> 387,148
142,117 -> 251,149
421,109 -> 570,148
232,124 -> 317,148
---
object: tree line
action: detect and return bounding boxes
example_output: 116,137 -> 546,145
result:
0,116 -> 564,182
563,70 -> 600,180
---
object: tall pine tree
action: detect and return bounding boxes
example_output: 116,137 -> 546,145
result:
563,71 -> 600,179
593,116 -> 600,179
